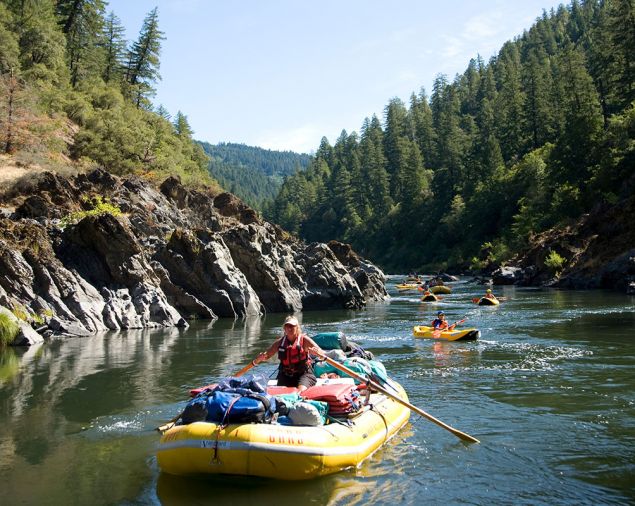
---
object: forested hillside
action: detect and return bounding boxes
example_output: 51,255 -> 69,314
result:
199,142 -> 310,209
266,0 -> 635,272
0,0 -> 215,188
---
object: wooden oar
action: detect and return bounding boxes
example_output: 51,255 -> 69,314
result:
317,354 -> 480,444
156,360 -> 257,433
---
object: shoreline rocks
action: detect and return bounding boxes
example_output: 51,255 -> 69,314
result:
0,170 -> 387,344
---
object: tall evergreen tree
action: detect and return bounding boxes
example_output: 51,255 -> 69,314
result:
549,43 -> 603,192
496,42 -> 527,161
605,0 -> 635,109
410,88 -> 436,167
0,3 -> 20,73
56,0 -> 106,87
383,97 -> 410,200
360,115 -> 391,220
125,7 -> 164,108
101,10 -> 126,83
8,0 -> 67,82
173,110 -> 193,138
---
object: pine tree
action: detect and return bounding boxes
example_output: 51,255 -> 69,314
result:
550,44 -> 603,189
101,10 -> 127,83
56,0 -> 107,87
496,42 -> 526,161
522,46 -> 556,149
410,88 -> 436,167
0,3 -> 20,73
173,111 -> 193,138
0,70 -> 35,153
8,0 -> 67,82
383,97 -> 410,200
605,0 -> 635,109
155,104 -> 171,120
125,7 -> 164,108
360,115 -> 391,221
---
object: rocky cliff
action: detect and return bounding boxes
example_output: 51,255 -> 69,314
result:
489,194 -> 635,293
0,170 -> 387,344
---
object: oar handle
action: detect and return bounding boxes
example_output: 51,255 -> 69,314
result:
233,360 -> 257,377
317,354 -> 480,444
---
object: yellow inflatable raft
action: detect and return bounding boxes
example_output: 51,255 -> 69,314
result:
395,283 -> 419,290
157,381 -> 411,480
430,285 -> 452,295
420,293 -> 439,302
413,325 -> 480,341
477,296 -> 499,306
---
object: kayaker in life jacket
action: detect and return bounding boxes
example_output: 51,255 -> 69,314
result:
253,315 -> 325,392
484,288 -> 498,301
430,311 -> 456,331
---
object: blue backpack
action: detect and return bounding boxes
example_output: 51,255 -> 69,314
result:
182,374 -> 278,425
205,390 -> 277,424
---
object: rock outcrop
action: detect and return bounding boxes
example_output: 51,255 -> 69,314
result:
488,194 -> 635,291
0,170 -> 387,343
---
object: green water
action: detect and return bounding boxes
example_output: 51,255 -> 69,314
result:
1,278 -> 634,505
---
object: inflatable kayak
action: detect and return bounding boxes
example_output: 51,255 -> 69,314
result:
395,283 -> 419,290
413,325 -> 480,341
430,285 -> 452,295
477,297 -> 499,306
421,293 -> 439,302
157,379 -> 410,480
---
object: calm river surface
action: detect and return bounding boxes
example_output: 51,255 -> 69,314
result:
1,278 -> 634,505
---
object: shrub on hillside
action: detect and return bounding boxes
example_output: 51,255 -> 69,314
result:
0,313 -> 19,347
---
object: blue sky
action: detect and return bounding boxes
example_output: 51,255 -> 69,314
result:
107,0 -> 566,154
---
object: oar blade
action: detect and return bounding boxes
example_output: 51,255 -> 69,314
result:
453,430 -> 480,444
156,421 -> 176,434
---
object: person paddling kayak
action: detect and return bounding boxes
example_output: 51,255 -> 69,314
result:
253,316 -> 325,392
484,288 -> 498,301
430,311 -> 457,331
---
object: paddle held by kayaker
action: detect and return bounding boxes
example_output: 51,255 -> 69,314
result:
253,315 -> 325,392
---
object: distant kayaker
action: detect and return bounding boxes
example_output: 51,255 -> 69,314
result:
253,316 -> 325,392
484,289 -> 498,301
431,311 -> 456,331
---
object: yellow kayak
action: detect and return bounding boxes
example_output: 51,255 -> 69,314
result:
413,325 -> 480,341
395,283 -> 419,290
157,381 -> 410,480
430,285 -> 452,295
420,293 -> 439,302
477,296 -> 499,306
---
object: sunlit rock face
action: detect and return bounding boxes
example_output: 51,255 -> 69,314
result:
0,169 -> 387,341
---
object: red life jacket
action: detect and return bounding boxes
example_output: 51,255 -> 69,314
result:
278,333 -> 311,375
431,318 -> 448,330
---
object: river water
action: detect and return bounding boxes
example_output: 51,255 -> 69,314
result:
1,278 -> 633,505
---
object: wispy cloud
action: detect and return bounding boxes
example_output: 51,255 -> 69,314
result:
464,13 -> 501,39
440,10 -> 507,67
255,125 -> 324,154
